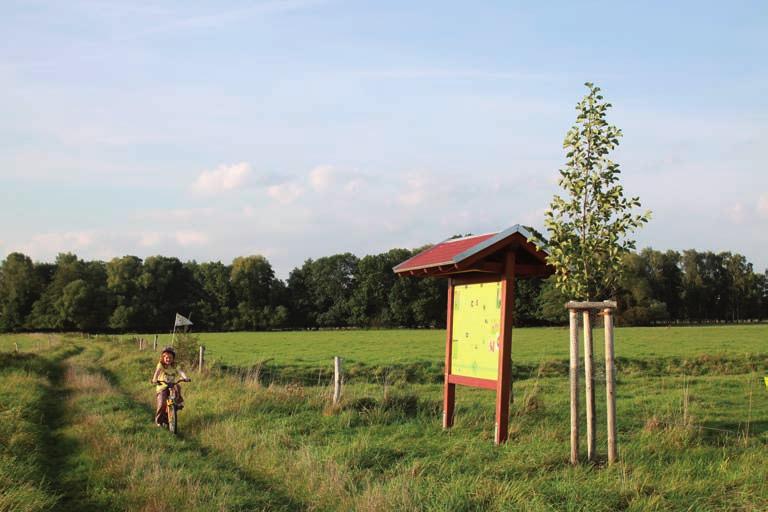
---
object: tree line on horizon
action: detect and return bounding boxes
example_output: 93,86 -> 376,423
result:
0,246 -> 766,333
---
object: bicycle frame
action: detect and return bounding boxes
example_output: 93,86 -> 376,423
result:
157,380 -> 185,434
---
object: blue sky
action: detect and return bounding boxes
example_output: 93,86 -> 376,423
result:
1,1 -> 767,277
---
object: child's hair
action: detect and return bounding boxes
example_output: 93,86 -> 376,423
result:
158,347 -> 176,367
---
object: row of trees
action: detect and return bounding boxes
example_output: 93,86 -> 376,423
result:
0,247 -> 766,333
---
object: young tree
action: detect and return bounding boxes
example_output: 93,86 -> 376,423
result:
538,83 -> 650,301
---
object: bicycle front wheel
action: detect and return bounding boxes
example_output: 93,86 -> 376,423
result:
167,404 -> 177,434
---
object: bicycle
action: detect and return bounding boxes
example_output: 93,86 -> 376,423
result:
156,378 -> 190,434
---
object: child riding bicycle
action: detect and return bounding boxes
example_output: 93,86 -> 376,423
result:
151,346 -> 190,426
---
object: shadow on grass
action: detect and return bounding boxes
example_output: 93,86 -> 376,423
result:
699,420 -> 768,444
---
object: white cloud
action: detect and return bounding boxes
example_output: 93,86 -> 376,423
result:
309,165 -> 334,191
343,178 -> 364,194
398,175 -> 427,206
727,203 -> 746,224
138,232 -> 162,247
136,208 -> 215,222
758,194 -> 768,218
35,232 -> 93,250
191,162 -> 250,194
9,232 -> 96,261
175,231 -> 209,246
268,182 -> 304,204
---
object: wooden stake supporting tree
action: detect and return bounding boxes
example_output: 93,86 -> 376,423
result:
566,301 -> 617,464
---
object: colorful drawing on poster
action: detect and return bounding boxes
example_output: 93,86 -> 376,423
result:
451,281 -> 502,380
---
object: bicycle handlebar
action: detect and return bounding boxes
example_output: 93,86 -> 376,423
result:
155,378 -> 191,386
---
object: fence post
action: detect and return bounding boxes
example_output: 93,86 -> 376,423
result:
604,308 -> 617,464
14,342 -> 19,353
198,345 -> 205,372
153,334 -> 158,351
333,356 -> 343,405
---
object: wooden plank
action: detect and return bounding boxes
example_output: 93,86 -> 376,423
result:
513,264 -> 552,277
443,279 -> 456,429
569,309 -> 580,465
604,308 -> 617,464
448,374 -> 497,390
583,311 -> 596,462
452,274 -> 502,287
468,261 -> 503,273
456,235 -> 522,269
495,251 -> 515,445
395,260 -> 457,274
566,300 -> 617,310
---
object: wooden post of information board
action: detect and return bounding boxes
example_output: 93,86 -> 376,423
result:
443,279 -> 456,429
494,252 -> 516,445
569,309 -> 580,465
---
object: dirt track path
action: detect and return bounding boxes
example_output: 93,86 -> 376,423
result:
39,346 -> 105,512
39,342 -> 307,512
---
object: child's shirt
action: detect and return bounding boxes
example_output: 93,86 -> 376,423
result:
151,363 -> 188,393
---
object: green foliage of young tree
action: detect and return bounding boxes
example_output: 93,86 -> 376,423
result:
539,83 -> 651,301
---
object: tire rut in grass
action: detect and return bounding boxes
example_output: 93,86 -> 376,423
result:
37,345 -> 106,512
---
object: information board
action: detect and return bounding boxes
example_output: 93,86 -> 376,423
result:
451,281 -> 502,380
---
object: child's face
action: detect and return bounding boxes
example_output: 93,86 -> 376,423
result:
162,352 -> 174,365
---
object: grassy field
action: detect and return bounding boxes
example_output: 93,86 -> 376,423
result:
1,327 -> 766,511
191,325 -> 768,367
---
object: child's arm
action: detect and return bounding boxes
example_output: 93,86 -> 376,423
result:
151,365 -> 162,384
178,368 -> 190,381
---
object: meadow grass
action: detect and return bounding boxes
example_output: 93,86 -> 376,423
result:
187,324 -> 768,367
0,333 -> 60,353
2,327 -> 767,511
0,344 -> 73,512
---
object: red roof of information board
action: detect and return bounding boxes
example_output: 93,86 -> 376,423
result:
394,233 -> 497,272
392,224 -> 552,277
